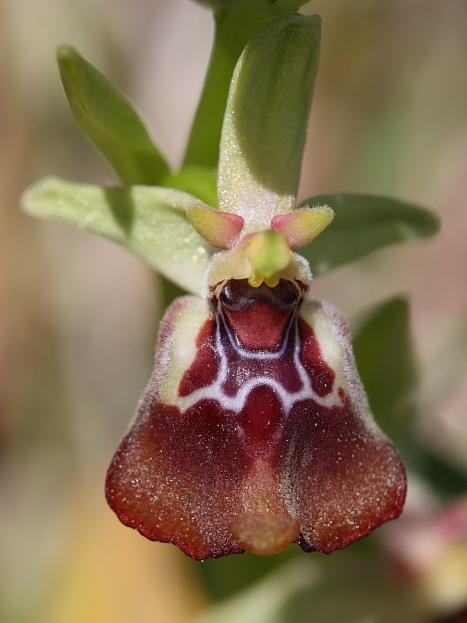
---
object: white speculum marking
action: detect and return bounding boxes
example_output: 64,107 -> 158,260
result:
174,304 -> 344,417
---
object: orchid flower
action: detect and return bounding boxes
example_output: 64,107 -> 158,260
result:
104,16 -> 406,560
22,10 -> 441,561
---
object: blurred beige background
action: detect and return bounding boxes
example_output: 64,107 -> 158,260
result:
0,0 -> 466,621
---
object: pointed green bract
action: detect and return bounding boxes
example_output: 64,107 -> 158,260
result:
299,193 -> 440,276
21,177 -> 211,295
57,46 -> 170,185
217,15 -> 321,231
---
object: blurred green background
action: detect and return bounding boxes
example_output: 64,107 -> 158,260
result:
1,1 -> 467,621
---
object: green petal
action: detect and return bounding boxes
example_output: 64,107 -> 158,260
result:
352,297 -> 416,441
57,46 -> 170,185
21,177 -> 211,295
298,193 -> 440,276
217,15 -> 321,230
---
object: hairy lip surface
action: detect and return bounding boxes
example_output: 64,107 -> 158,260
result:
106,279 -> 406,560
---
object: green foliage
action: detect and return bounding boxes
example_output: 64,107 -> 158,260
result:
417,448 -> 467,499
57,45 -> 169,185
299,193 -> 440,276
195,547 -> 298,603
353,297 -> 416,441
194,0 -> 306,10
19,5 -> 466,622
160,166 -> 218,207
185,0 -> 310,168
21,177 -> 210,294
192,552 -> 424,623
353,297 -> 467,500
23,23 -> 440,290
217,15 -> 321,218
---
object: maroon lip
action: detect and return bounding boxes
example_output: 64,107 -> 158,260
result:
106,279 -> 406,560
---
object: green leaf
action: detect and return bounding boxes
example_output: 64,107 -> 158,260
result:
21,177 -> 211,295
352,298 -> 467,497
278,555 -> 424,623
217,15 -> 321,230
193,548 -> 298,603
298,193 -> 440,277
192,554 -> 424,623
184,1 -> 311,169
57,45 -> 170,185
193,0 -> 306,9
417,448 -> 467,499
352,297 -> 416,441
192,558 -> 319,623
160,165 -> 218,208
160,275 -> 189,309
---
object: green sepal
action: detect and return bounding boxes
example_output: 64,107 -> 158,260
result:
21,177 -> 211,295
57,45 -> 170,185
217,15 -> 321,230
298,193 -> 440,276
184,1 -> 313,169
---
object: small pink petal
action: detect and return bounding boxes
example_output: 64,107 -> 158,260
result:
187,205 -> 244,249
271,207 -> 334,249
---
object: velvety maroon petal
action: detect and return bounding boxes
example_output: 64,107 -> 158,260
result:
105,294 -> 293,559
106,296 -> 245,559
283,396 -> 406,553
284,300 -> 406,553
106,397 -> 246,560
